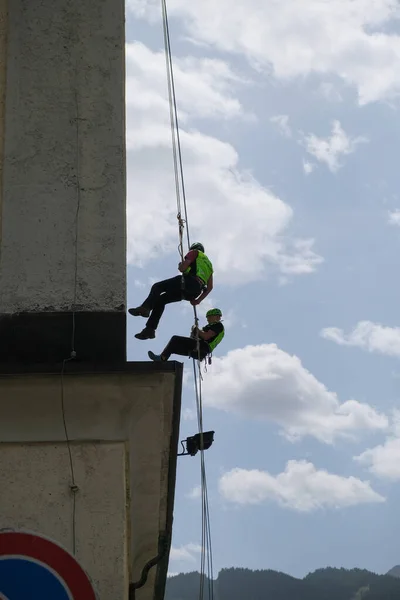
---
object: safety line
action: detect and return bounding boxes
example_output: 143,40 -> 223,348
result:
60,358 -> 79,555
160,1 -> 215,598
59,59 -> 84,557
161,0 -> 191,254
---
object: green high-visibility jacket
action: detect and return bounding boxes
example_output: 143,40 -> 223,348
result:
184,250 -> 213,285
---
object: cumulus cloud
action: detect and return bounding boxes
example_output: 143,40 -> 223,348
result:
126,41 -> 322,282
170,543 -> 203,563
321,321 -> 400,357
319,82 -> 343,102
303,160 -> 315,175
127,0 -> 400,105
355,410 -> 400,480
270,114 -> 292,137
355,438 -> 400,480
219,460 -> 385,511
181,293 -> 236,329
133,279 -> 146,289
202,344 -> 388,443
182,407 -> 197,420
126,42 -> 246,124
186,485 -> 202,499
303,121 -> 367,172
388,209 -> 400,225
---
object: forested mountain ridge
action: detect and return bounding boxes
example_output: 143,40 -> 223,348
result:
165,566 -> 400,599
386,565 -> 400,579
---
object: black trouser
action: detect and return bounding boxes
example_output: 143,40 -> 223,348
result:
162,335 -> 210,361
143,275 -> 203,330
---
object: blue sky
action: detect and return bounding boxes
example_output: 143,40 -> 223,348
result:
125,0 -> 400,580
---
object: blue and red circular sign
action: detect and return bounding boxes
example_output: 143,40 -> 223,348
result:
0,531 -> 97,599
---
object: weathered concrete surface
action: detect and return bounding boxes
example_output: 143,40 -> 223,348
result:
0,442 -> 128,599
0,0 -> 126,313
0,0 -> 7,250
0,363 -> 183,600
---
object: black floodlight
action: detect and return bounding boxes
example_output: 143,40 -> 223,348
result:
178,431 -> 215,457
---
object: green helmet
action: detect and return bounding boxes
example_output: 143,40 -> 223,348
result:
190,242 -> 204,253
206,308 -> 222,317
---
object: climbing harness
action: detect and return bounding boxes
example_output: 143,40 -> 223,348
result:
161,0 -> 215,598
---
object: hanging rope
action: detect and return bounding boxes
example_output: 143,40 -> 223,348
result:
193,359 -> 215,600
161,0 -> 191,255
59,61 -> 83,557
177,213 -> 185,263
160,1 -> 214,598
60,357 -> 79,555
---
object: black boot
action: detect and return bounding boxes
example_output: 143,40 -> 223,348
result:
135,327 -> 156,340
148,351 -> 166,361
128,305 -> 150,317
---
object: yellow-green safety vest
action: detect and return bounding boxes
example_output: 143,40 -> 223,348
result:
207,325 -> 225,352
185,250 -> 213,284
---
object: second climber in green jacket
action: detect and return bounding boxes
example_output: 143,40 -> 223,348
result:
148,308 -> 225,362
129,242 -> 214,340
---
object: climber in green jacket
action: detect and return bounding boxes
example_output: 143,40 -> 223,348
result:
129,242 -> 214,340
148,308 -> 225,362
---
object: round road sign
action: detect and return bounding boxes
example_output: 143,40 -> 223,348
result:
0,530 -> 97,599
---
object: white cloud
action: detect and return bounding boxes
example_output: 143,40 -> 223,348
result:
303,160 -> 315,175
219,460 -> 385,511
181,294 -> 236,329
354,410 -> 400,480
270,114 -> 291,137
182,407 -> 197,420
319,82 -> 343,102
388,209 -> 400,225
181,295 -> 214,322
186,485 -> 201,499
126,42 -> 246,124
391,409 -> 400,436
321,321 -> 400,357
170,543 -> 203,563
303,120 -> 368,172
355,437 -> 400,480
133,279 -> 146,289
126,41 -> 322,282
127,0 -> 400,105
202,344 -> 388,443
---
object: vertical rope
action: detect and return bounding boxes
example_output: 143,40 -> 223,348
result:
60,359 -> 79,555
160,1 -> 214,597
59,59 -> 83,557
161,0 -> 191,251
193,357 -> 214,600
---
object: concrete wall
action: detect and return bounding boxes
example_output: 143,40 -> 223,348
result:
0,364 -> 182,600
0,442 -> 128,598
0,0 -> 7,250
0,0 -> 126,313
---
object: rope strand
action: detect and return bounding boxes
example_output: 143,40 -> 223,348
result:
60,359 -> 79,555
59,59 -> 83,557
161,0 -> 191,251
161,1 -> 214,597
